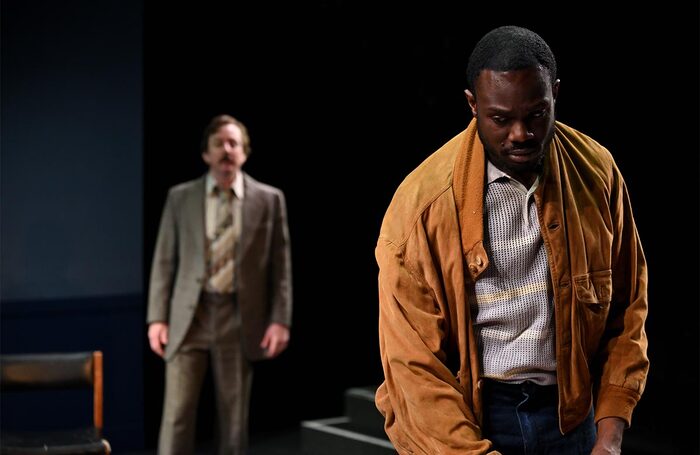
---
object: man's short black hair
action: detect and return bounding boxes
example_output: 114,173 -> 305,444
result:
466,25 -> 557,94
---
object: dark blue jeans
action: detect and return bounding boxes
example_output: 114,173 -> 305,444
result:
481,379 -> 596,455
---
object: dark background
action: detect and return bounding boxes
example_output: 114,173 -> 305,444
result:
2,0 -> 145,448
3,1 -> 699,453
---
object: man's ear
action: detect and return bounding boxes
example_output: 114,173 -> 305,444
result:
465,89 -> 477,117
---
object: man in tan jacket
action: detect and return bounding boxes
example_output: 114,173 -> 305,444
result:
147,115 -> 292,454
376,26 -> 648,454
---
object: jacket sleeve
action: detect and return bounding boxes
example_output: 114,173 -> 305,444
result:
594,162 -> 649,426
268,189 -> 292,327
376,237 -> 499,455
147,191 -> 178,324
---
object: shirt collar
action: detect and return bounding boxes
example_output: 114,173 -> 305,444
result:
486,160 -> 540,194
206,171 -> 245,199
486,160 -> 510,185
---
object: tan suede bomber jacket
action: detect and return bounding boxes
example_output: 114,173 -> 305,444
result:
375,119 -> 649,455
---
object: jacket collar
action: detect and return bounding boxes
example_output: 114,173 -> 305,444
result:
452,119 -> 489,281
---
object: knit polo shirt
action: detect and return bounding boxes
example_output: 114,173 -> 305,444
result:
470,160 -> 556,385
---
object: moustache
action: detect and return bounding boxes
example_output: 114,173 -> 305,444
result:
505,141 -> 539,154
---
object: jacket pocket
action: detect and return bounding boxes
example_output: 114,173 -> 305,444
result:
574,270 -> 612,356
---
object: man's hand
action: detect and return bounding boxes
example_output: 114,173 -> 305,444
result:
591,417 -> 625,454
148,322 -> 169,358
260,323 -> 290,358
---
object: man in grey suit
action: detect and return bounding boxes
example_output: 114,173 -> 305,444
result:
147,114 -> 292,455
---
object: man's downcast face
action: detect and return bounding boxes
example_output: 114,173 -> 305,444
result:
470,66 -> 558,187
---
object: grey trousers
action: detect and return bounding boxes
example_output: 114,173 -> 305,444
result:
158,292 -> 253,455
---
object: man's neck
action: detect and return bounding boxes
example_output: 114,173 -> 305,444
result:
213,171 -> 238,190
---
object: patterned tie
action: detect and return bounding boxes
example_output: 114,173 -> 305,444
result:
207,187 -> 235,293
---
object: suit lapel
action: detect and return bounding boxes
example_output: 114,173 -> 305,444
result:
239,173 -> 265,261
186,176 -> 207,262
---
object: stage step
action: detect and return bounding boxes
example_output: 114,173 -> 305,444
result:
301,416 -> 394,455
301,386 -> 394,454
344,386 -> 385,436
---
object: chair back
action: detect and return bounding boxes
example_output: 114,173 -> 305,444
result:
0,350 -> 111,453
1,351 -> 104,429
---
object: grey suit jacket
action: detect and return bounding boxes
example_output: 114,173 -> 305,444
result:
147,172 -> 292,360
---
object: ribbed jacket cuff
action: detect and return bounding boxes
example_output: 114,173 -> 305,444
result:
594,384 -> 641,427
